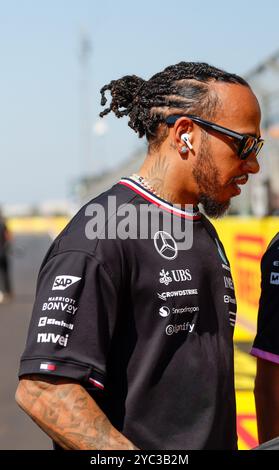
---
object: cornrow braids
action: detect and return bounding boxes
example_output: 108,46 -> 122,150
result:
99,62 -> 249,143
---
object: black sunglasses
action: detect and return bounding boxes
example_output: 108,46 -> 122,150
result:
165,114 -> 264,160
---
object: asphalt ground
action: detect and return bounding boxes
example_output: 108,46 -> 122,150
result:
0,234 -> 52,449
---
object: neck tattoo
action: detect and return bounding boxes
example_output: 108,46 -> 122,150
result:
130,174 -> 164,200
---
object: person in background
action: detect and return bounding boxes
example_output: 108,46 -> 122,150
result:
0,207 -> 12,303
251,232 -> 279,443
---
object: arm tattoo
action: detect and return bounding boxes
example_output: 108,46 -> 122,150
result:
17,375 -> 138,450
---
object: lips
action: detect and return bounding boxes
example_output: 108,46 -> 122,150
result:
228,175 -> 249,195
232,175 -> 249,185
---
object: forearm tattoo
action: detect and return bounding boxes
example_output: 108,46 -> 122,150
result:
17,375 -> 138,450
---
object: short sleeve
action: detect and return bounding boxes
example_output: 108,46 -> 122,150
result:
19,250 -> 120,389
251,245 -> 279,364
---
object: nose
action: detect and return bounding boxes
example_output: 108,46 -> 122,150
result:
241,155 -> 260,175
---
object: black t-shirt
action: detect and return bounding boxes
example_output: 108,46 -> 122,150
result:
19,177 -> 237,450
251,233 -> 279,364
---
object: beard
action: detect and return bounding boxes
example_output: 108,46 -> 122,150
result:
192,133 -> 230,218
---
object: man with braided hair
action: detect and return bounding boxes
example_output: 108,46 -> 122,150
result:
16,62 -> 263,450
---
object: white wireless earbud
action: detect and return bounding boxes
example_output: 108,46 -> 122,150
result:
181,133 -> 193,150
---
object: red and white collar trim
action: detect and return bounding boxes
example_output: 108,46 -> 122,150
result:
118,177 -> 201,220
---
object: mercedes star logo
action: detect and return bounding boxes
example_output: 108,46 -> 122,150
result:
154,231 -> 178,260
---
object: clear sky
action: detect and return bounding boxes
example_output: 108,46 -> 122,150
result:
1,0 -> 279,205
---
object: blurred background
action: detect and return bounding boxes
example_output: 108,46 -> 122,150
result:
0,0 -> 279,450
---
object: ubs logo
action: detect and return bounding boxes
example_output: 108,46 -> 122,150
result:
159,268 -> 192,285
154,231 -> 178,260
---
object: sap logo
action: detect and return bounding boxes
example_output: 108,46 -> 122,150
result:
270,272 -> 279,285
52,275 -> 81,291
37,332 -> 69,347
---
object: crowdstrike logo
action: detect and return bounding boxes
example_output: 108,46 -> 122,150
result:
52,275 -> 81,291
158,288 -> 198,301
154,231 -> 178,260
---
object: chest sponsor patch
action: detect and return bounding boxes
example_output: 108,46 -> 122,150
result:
38,316 -> 74,330
158,288 -> 198,301
42,300 -> 78,315
165,322 -> 195,335
37,332 -> 69,347
159,268 -> 192,285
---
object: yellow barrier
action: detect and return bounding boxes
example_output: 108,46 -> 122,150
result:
213,217 -> 279,449
213,217 -> 279,341
7,217 -> 69,239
